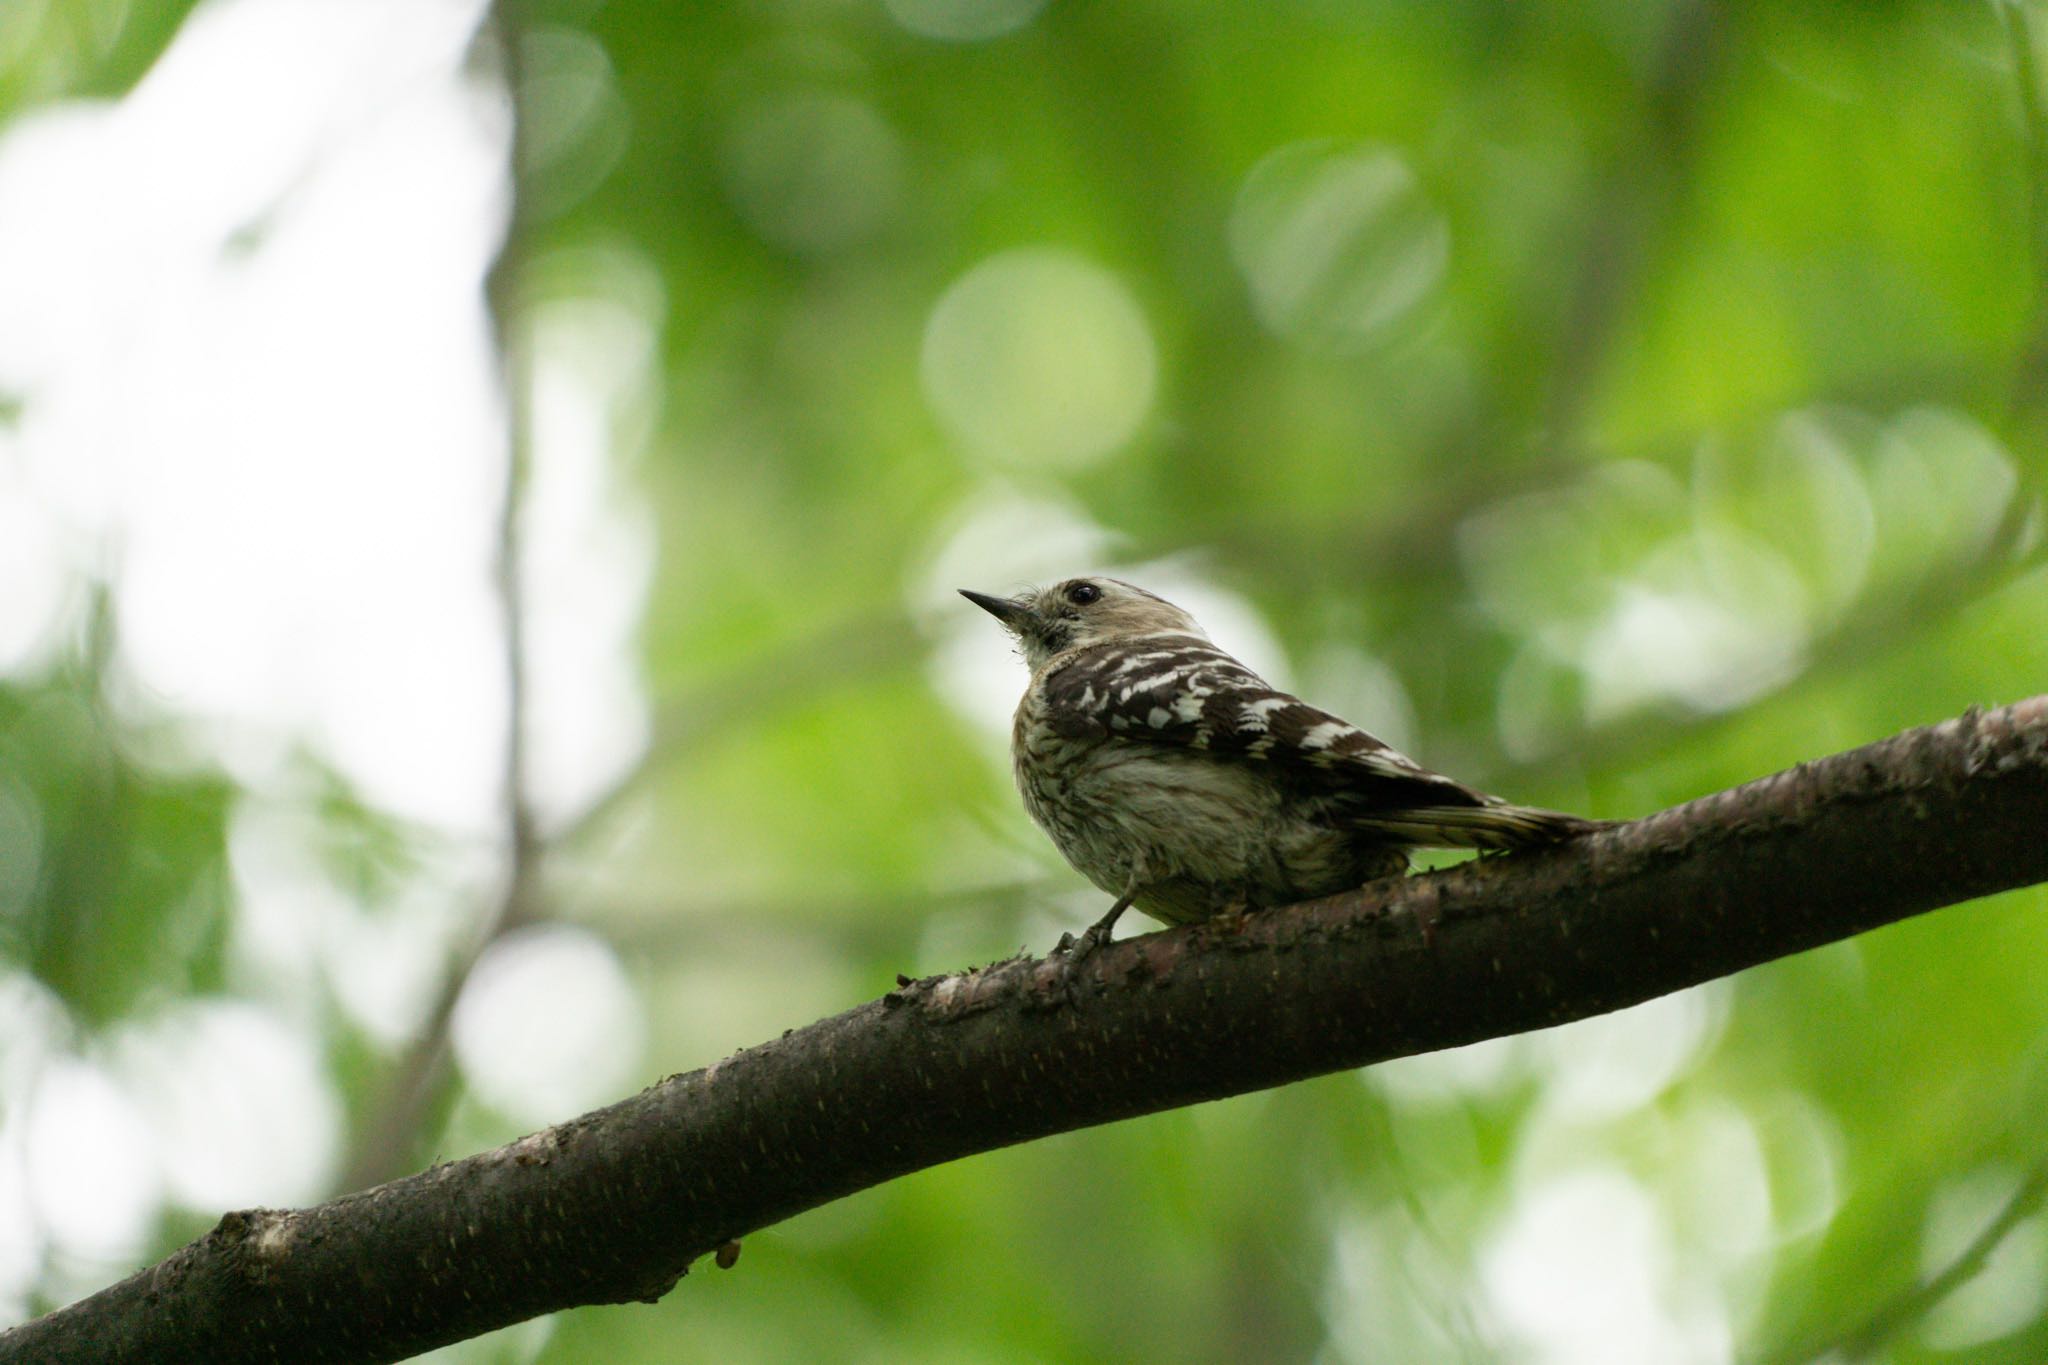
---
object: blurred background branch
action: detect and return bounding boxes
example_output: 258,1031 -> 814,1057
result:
1818,1157 -> 2048,1364
338,0 -> 547,1195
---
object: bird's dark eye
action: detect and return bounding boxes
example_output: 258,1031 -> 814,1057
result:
1064,581 -> 1102,606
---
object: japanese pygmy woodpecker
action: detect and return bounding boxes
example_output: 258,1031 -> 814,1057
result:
962,577 -> 1602,950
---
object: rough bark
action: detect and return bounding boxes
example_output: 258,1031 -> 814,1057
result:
7,696 -> 2048,1365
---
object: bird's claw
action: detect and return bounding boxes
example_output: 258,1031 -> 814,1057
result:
1052,923 -> 1117,967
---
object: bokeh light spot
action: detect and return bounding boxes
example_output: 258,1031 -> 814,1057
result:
1229,140 -> 1448,351
1530,986 -> 1722,1121
522,269 -> 660,831
1870,406 -> 2018,579
917,488 -> 1113,742
452,925 -> 645,1126
517,24 -> 630,218
1482,1166 -> 1725,1364
921,248 -> 1157,471
1918,1167 -> 2048,1350
114,1000 -> 341,1209
24,1058 -> 161,1265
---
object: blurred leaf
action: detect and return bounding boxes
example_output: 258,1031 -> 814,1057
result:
0,675 -> 233,1025
0,0 -> 207,113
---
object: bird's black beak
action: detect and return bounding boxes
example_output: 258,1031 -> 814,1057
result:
959,589 -> 1039,634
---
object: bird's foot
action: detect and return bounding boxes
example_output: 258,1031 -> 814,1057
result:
1056,921 -> 1114,964
1052,888 -> 1136,964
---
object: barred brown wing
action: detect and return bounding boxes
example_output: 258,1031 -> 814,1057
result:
1038,635 -> 1493,815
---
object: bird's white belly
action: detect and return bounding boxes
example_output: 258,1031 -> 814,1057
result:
1020,744 -> 1355,921
1072,750 -> 1278,877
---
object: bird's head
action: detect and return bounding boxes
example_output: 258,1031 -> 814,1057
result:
959,576 -> 1206,670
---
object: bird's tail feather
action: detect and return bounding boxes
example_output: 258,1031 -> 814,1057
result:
1360,803 -> 1607,850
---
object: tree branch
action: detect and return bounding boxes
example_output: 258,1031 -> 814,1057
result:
8,697 -> 2048,1365
335,1 -> 545,1194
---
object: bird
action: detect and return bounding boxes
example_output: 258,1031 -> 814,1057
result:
960,576 -> 1604,953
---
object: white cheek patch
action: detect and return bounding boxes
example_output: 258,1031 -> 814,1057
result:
1147,707 -> 1171,728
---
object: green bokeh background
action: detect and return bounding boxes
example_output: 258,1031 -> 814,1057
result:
5,0 -> 2048,1361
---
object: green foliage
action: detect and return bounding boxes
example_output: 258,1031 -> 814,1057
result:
0,0 -> 207,110
0,666 -> 233,1026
